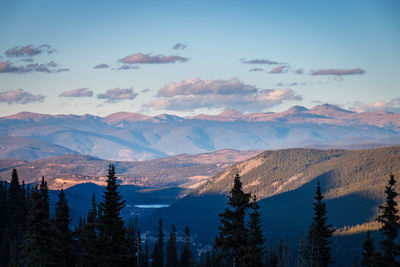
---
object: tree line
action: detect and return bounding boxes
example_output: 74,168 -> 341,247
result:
0,165 -> 399,266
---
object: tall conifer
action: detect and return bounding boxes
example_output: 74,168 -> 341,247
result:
96,164 -> 132,266
361,231 -> 379,267
214,173 -> 251,266
180,226 -> 195,267
247,195 -> 265,267
377,174 -> 400,266
166,224 -> 178,267
152,219 -> 164,267
54,189 -> 74,266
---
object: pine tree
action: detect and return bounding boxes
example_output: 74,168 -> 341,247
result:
152,219 -> 164,267
180,226 -> 195,267
166,224 -> 178,267
7,169 -> 27,264
214,173 -> 251,266
96,164 -> 132,266
299,180 -> 334,267
127,218 -> 138,266
376,174 -> 400,266
54,189 -> 74,266
22,177 -> 54,266
141,234 -> 149,267
246,195 -> 265,267
361,231 -> 379,267
0,180 -> 9,266
80,193 -> 98,266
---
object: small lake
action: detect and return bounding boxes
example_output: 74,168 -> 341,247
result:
134,204 -> 170,209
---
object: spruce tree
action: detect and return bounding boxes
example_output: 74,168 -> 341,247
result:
22,177 -> 54,266
166,224 -> 178,267
80,193 -> 98,266
152,219 -> 164,267
54,189 -> 74,266
376,174 -> 400,266
180,226 -> 195,267
96,164 -> 132,266
214,173 -> 251,266
0,180 -> 8,266
299,180 -> 334,267
141,234 -> 149,267
127,218 -> 138,266
361,231 -> 379,267
247,195 -> 265,267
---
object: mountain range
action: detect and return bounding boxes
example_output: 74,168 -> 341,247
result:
1,104 -> 399,161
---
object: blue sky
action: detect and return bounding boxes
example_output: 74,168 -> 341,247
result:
0,0 -> 399,116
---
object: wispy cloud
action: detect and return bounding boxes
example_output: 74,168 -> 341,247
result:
120,53 -> 189,64
172,43 -> 187,50
0,89 -> 45,104
295,69 -> 304,75
145,78 -> 301,112
118,65 -> 139,70
5,44 -> 56,57
0,61 -> 68,74
350,98 -> 400,113
311,68 -> 365,76
60,88 -> 93,97
97,88 -> 138,103
241,58 -> 280,65
269,65 -> 288,74
249,68 -> 264,72
93,63 -> 110,69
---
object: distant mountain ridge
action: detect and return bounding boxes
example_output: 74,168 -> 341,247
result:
1,104 -> 399,160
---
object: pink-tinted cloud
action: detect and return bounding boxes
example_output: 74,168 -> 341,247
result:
350,98 -> 400,113
146,78 -> 301,112
172,43 -> 187,50
311,68 -> 365,76
241,58 -> 280,65
60,88 -> 93,97
5,44 -> 56,57
120,53 -> 188,64
269,65 -> 288,74
157,78 -> 257,97
295,69 -> 304,75
0,89 -> 45,104
97,88 -> 138,103
94,63 -> 110,69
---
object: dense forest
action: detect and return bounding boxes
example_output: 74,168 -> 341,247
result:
0,165 -> 399,266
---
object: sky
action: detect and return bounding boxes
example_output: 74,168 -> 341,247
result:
0,0 -> 399,117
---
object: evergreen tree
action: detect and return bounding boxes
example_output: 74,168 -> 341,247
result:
376,174 -> 400,266
141,234 -> 149,267
152,219 -> 164,267
80,193 -> 98,266
180,226 -> 195,267
214,173 -> 251,267
54,189 -> 74,266
96,164 -> 132,266
299,180 -> 334,267
0,180 -> 9,266
7,169 -> 27,264
361,231 -> 379,267
22,177 -> 54,266
166,224 -> 178,267
246,195 -> 265,267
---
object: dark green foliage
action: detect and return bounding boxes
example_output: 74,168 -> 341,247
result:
22,177 -> 55,266
54,189 -> 74,266
299,180 -> 334,267
166,224 -> 178,267
247,195 -> 265,267
127,217 -> 139,266
376,174 -> 400,266
152,219 -> 164,267
79,193 -> 98,266
180,226 -> 195,267
214,173 -> 251,266
96,164 -> 132,266
141,234 -> 149,267
361,231 -> 380,267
